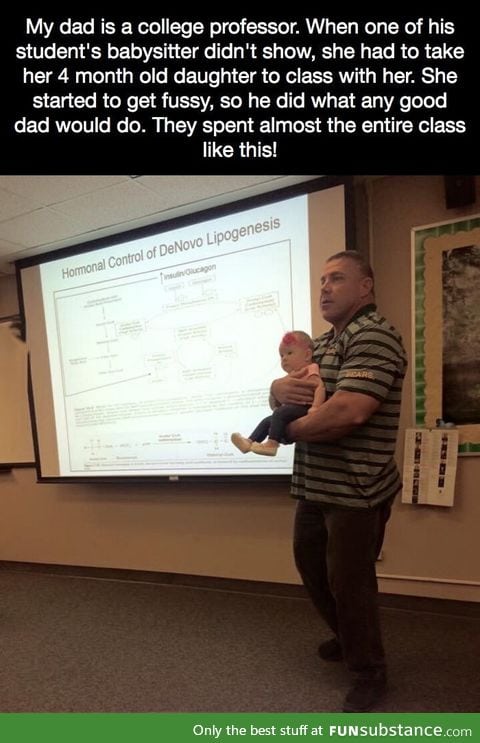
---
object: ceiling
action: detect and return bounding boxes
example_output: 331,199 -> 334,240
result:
0,174 -> 322,276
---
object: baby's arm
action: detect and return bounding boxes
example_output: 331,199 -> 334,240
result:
308,381 -> 326,411
306,364 -> 326,412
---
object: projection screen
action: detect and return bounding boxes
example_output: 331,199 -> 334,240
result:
18,177 -> 350,482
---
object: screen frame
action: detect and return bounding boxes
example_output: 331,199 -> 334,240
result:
16,175 -> 355,484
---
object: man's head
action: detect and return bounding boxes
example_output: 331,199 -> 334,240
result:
279,331 -> 314,373
320,251 -> 375,334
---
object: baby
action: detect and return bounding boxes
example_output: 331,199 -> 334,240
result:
231,330 -> 325,456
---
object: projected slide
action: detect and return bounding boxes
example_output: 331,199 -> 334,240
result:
38,196 -> 311,476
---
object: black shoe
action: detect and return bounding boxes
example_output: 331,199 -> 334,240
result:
318,637 -> 343,662
342,675 -> 387,712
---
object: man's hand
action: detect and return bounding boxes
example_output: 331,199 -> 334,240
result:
270,376 -> 316,406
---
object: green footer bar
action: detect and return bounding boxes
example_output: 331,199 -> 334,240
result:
0,713 -> 478,743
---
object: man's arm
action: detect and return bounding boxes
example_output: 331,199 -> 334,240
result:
288,389 -> 381,442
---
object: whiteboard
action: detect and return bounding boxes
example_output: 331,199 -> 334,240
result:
0,320 -> 35,465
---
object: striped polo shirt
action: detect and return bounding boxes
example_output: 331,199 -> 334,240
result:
292,304 -> 407,509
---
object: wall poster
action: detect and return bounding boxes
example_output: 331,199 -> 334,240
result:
412,215 -> 480,454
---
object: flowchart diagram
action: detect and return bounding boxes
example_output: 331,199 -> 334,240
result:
49,239 -> 305,473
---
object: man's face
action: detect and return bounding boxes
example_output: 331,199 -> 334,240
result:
319,257 -> 372,330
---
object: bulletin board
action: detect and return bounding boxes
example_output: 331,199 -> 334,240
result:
0,318 -> 35,466
412,215 -> 480,454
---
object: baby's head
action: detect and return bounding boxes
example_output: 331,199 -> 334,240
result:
279,331 -> 314,373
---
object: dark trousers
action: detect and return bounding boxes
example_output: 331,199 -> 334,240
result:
249,404 -> 309,443
293,497 -> 392,678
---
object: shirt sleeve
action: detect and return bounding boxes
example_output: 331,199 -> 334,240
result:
336,327 -> 406,401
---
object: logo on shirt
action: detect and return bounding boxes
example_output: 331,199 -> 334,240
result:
325,344 -> 340,355
344,370 -> 375,380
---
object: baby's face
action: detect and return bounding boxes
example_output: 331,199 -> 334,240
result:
279,342 -> 312,373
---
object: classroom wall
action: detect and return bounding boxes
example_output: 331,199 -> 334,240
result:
365,175 -> 480,601
0,273 -> 18,316
1,175 -> 479,601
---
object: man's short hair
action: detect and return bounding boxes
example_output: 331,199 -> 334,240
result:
327,250 -> 374,281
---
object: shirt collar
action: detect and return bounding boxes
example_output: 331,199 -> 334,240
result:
348,302 -> 377,323
325,303 -> 377,341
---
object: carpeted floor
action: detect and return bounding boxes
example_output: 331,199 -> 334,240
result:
0,569 -> 478,712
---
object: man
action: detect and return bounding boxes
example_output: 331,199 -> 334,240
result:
271,250 -> 407,712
